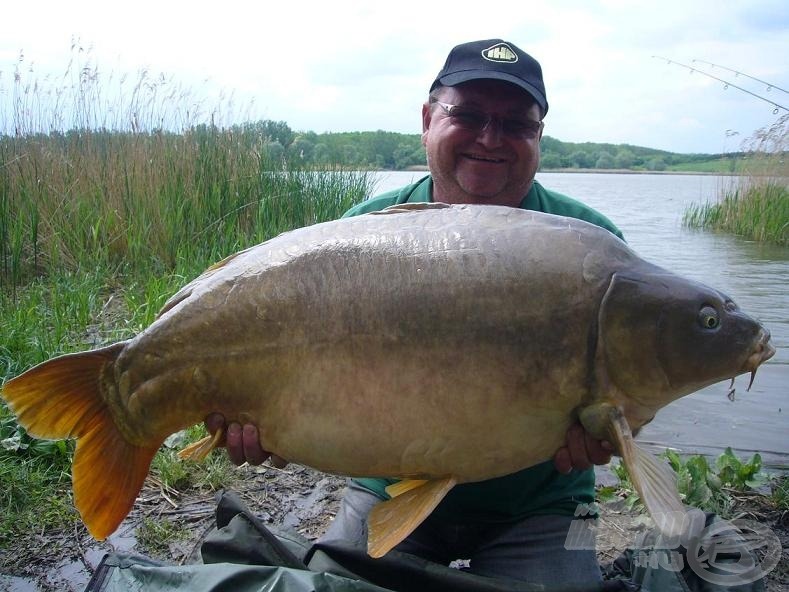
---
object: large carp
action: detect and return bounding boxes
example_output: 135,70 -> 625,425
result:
1,203 -> 774,557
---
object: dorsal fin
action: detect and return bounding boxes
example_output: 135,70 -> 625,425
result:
370,202 -> 452,215
156,250 -> 247,318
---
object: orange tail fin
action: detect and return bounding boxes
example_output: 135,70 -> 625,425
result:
1,343 -> 161,540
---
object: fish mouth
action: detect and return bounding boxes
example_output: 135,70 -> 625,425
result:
743,328 -> 775,391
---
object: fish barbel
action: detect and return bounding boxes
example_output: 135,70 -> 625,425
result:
1,203 -> 774,557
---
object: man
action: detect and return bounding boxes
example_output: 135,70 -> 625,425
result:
208,39 -> 621,587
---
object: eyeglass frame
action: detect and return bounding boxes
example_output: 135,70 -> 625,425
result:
429,99 -> 544,141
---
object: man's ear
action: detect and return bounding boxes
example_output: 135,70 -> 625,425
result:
421,102 -> 431,146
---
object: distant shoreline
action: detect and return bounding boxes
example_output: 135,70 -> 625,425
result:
539,168 -> 737,176
402,165 -> 736,176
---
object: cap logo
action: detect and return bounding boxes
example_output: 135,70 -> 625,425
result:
481,43 -> 518,63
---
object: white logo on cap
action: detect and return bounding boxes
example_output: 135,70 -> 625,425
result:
481,43 -> 518,63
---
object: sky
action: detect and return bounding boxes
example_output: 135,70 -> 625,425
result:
1,0 -> 787,154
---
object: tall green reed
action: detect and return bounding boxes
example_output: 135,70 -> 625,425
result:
683,114 -> 788,245
0,46 -> 373,290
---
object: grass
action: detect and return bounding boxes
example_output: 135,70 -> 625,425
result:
668,158 -> 741,174
0,411 -> 76,548
136,516 -> 191,556
770,475 -> 789,510
0,128 -> 372,290
683,114 -> 789,245
0,48 -> 374,550
597,448 -> 784,520
153,425 -> 240,493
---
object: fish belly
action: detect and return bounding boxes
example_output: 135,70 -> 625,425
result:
117,206 -> 617,480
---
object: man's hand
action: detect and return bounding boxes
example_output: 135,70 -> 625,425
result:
552,421 -> 613,474
204,413 -> 288,468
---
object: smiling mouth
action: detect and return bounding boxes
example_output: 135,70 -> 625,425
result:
464,153 -> 506,163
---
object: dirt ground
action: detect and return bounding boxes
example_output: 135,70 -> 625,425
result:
0,463 -> 786,591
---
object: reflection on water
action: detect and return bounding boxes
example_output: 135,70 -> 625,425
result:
375,171 -> 789,465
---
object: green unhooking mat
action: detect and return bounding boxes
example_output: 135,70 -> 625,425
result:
83,490 -> 767,592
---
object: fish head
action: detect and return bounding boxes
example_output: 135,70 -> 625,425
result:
598,269 -> 775,412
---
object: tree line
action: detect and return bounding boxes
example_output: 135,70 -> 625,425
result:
226,119 -> 726,172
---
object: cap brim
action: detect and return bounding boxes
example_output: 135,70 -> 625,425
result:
435,71 -> 548,114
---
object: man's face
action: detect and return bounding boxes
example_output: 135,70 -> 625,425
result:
422,79 -> 543,208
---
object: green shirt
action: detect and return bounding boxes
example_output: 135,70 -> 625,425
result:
344,174 -> 623,523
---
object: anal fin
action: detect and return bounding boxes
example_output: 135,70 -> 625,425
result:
367,476 -> 456,558
384,479 -> 428,498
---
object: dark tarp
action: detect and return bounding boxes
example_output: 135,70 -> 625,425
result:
84,490 -> 766,592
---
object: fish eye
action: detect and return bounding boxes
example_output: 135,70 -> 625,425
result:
698,306 -> 720,329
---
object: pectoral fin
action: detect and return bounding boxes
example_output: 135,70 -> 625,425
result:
606,408 -> 687,538
367,476 -> 456,558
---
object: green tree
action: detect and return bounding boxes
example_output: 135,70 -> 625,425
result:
614,149 -> 635,169
288,136 -> 314,161
341,144 -> 360,165
569,150 -> 593,169
263,141 -> 285,161
540,152 -> 563,169
258,120 -> 295,148
595,152 -> 615,169
312,143 -> 330,164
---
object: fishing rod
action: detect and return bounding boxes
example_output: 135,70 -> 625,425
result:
653,56 -> 787,114
691,59 -> 789,95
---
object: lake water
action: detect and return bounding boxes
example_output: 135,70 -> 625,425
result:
372,171 -> 789,468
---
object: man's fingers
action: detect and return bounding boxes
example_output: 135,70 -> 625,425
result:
242,423 -> 269,466
204,413 -> 227,443
553,447 -> 573,475
555,422 -> 615,473
203,415 -> 278,467
565,422 -> 593,471
226,422 -> 245,466
585,432 -> 614,465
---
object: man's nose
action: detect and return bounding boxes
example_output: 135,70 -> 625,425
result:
476,118 -> 505,147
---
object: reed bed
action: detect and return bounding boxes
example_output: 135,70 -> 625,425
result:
0,44 -> 373,291
683,114 -> 789,245
0,128 -> 372,289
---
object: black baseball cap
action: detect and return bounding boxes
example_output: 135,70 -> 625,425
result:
430,39 -> 548,115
